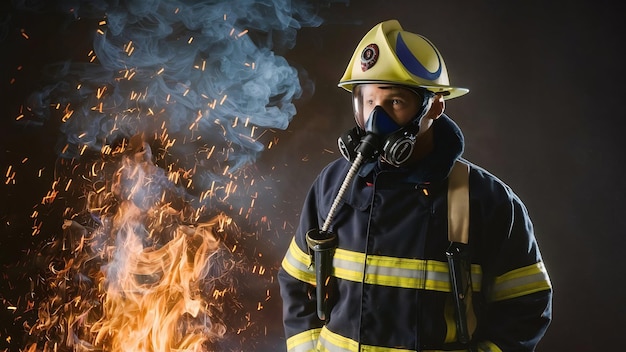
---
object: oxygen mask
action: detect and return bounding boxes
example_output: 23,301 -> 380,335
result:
364,106 -> 402,138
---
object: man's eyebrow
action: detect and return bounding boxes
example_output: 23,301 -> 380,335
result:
377,86 -> 412,95
386,90 -> 413,98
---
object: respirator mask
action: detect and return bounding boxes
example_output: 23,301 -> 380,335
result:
338,85 -> 435,167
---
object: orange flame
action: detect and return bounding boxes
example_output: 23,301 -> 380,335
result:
91,214 -> 230,351
24,138 -> 249,351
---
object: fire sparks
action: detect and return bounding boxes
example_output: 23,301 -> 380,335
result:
17,140 -> 276,351
3,1 -> 324,350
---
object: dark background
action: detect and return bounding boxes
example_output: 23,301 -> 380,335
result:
2,1 -> 625,351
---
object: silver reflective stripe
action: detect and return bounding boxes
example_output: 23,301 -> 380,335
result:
290,342 -> 318,352
281,238 -> 315,284
318,327 -> 358,352
365,259 -> 448,290
332,248 -> 481,292
492,262 -> 551,301
332,249 -> 365,282
286,328 -> 322,352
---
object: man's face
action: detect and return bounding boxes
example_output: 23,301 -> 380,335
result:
354,84 -> 422,129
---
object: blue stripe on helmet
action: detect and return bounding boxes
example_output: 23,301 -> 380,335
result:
395,33 -> 442,81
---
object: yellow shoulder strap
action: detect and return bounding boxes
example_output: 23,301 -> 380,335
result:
446,160 -> 477,339
447,160 -> 470,244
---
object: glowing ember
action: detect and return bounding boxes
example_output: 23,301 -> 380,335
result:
2,1 -> 325,350
20,141 -> 256,351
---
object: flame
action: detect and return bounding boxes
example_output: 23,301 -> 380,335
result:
91,217 -> 229,351
23,140 -> 257,351
5,2 -> 325,350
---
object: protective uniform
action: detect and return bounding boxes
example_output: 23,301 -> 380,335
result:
278,20 -> 552,352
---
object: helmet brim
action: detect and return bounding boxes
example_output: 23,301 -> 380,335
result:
338,79 -> 469,100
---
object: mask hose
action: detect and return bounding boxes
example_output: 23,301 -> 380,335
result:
323,132 -> 379,231
306,133 -> 381,321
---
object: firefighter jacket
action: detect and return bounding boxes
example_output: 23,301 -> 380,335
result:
278,114 -> 553,352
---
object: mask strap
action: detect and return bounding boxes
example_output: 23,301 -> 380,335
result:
408,88 -> 435,127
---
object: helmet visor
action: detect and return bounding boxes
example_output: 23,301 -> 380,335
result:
352,84 -> 433,131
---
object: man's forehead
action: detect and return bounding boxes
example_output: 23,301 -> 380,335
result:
359,84 -> 414,95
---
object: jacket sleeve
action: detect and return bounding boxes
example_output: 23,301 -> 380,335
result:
472,186 -> 553,352
278,179 -> 325,351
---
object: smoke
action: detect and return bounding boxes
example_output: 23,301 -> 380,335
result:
3,1 -> 329,349
24,0 -> 323,189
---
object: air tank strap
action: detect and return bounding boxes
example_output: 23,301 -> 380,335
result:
446,160 -> 477,347
447,160 -> 470,244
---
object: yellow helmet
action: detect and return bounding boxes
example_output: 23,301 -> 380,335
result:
338,20 -> 469,99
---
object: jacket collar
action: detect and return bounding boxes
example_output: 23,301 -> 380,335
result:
340,114 -> 464,211
359,113 -> 464,184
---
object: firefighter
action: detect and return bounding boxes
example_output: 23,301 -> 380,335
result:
278,19 -> 552,352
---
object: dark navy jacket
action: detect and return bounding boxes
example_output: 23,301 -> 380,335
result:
279,115 -> 552,352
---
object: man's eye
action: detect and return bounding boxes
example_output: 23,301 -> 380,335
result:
392,99 -> 404,106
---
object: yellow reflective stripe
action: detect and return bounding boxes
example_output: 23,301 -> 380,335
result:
318,327 -> 480,352
492,261 -> 552,301
319,327 -> 359,352
366,257 -> 447,290
333,249 -> 365,282
475,340 -> 502,352
319,327 -> 416,352
282,237 -> 316,285
286,328 -> 322,352
361,345 -> 414,352
443,295 -> 457,343
333,248 -> 482,292
443,292 -> 477,344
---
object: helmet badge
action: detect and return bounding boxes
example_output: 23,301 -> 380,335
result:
360,43 -> 379,72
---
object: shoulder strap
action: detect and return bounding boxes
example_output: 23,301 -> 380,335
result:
447,160 -> 470,244
446,160 -> 477,342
